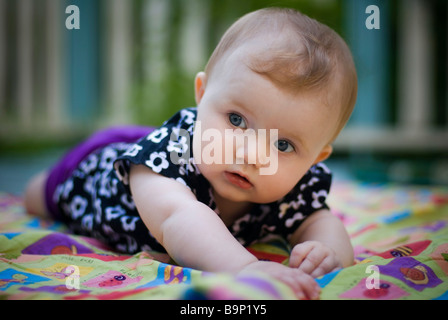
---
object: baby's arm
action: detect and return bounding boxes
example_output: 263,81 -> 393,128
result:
130,164 -> 254,271
129,165 -> 320,299
289,209 -> 354,278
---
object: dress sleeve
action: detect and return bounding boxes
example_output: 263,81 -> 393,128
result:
273,162 -> 332,240
113,108 -> 198,192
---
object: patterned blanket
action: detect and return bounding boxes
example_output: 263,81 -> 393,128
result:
1,181 -> 447,300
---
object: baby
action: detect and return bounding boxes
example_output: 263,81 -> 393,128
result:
25,8 -> 357,299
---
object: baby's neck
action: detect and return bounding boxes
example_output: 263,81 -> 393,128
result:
212,190 -> 253,227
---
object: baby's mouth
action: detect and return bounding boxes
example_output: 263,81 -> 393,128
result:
224,171 -> 253,190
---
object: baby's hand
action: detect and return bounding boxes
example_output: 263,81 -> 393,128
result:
240,260 -> 320,300
289,241 -> 342,278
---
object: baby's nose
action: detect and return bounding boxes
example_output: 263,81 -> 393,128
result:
234,134 -> 269,168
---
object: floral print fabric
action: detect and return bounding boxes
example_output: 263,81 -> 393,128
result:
53,107 -> 332,253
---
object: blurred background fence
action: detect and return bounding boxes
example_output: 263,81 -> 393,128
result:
0,0 -> 447,187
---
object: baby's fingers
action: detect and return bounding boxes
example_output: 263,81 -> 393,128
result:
276,274 -> 317,300
301,277 -> 321,300
290,272 -> 321,300
309,256 -> 340,278
291,243 -> 326,275
289,242 -> 315,268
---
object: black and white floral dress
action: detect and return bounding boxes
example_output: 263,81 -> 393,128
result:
52,107 -> 332,254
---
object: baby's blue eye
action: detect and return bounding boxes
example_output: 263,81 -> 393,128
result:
229,113 -> 247,129
274,140 -> 294,153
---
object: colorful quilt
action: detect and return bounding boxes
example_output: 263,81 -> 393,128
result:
1,180 -> 447,300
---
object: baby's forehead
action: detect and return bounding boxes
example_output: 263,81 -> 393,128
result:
212,33 -> 304,80
229,30 -> 304,62
214,42 -> 338,106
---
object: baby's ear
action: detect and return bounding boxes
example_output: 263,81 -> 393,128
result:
194,72 -> 207,105
313,145 -> 333,165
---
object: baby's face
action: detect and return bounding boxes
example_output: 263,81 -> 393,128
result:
194,46 -> 339,205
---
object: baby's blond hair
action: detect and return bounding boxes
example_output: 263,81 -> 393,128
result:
205,8 -> 358,142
